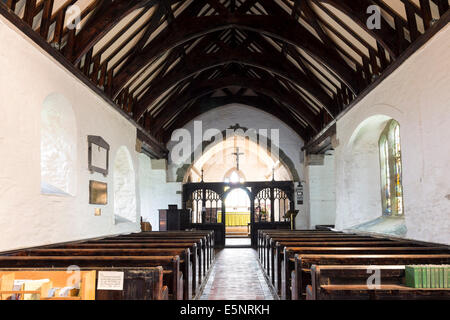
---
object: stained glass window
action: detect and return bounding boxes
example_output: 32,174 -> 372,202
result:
379,120 -> 404,216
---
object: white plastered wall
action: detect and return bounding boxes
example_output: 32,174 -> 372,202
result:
335,25 -> 450,245
0,16 -> 141,252
139,157 -> 182,231
307,153 -> 336,229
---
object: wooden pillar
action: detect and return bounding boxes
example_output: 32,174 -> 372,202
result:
270,188 -> 275,223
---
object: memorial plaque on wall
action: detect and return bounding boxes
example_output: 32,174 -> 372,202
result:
89,180 -> 108,205
88,136 -> 110,176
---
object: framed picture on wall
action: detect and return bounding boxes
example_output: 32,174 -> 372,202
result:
88,135 -> 110,176
89,180 -> 108,205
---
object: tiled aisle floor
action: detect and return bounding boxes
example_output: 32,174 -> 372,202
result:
225,238 -> 251,246
199,248 -> 276,300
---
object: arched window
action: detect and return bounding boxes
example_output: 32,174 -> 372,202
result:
114,146 -> 137,223
41,93 -> 77,196
379,120 -> 404,216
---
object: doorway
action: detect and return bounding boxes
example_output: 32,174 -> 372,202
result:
223,188 -> 251,247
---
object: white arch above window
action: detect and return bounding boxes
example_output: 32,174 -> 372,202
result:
114,146 -> 137,223
41,93 -> 77,196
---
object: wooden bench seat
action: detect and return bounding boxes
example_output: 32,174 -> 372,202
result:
113,231 -> 214,255
9,248 -> 194,300
54,241 -> 206,290
288,254 -> 450,300
0,256 -> 184,300
110,236 -> 213,270
267,237 -> 413,287
78,238 -> 209,279
308,265 -> 450,300
258,230 -> 346,260
266,237 -> 426,289
261,235 -> 395,271
102,231 -> 214,268
280,246 -> 450,295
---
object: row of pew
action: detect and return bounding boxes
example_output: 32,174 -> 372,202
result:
0,231 -> 215,300
258,230 -> 450,300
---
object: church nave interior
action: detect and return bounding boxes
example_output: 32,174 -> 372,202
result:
0,0 -> 449,305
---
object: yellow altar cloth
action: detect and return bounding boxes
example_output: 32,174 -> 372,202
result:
217,213 -> 251,226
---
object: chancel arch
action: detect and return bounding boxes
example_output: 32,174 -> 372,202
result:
182,129 -> 296,246
178,128 -> 299,183
40,93 -> 77,196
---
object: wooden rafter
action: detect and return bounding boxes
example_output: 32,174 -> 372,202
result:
1,0 -> 448,157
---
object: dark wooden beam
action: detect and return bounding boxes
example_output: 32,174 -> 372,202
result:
67,0 -> 152,63
303,10 -> 450,147
162,95 -> 313,143
113,14 -> 358,95
150,75 -> 321,132
314,0 -> 404,57
132,48 -> 332,119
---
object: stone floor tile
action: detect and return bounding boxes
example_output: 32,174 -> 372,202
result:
199,248 -> 276,300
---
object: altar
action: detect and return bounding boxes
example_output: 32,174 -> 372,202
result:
217,212 -> 251,227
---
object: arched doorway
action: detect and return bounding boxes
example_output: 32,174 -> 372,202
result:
223,187 -> 252,246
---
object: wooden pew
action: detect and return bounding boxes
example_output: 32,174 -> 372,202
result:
103,231 -> 214,268
308,265 -> 450,300
0,267 -> 167,300
261,234 -> 384,271
122,235 -> 213,271
110,232 -> 214,268
288,254 -> 450,300
257,230 -> 343,260
0,256 -> 184,300
75,238 -> 208,282
10,248 -> 193,300
271,240 -> 437,291
85,238 -> 209,274
269,237 -> 412,290
54,241 -> 203,292
259,231 -> 345,270
114,231 -> 215,262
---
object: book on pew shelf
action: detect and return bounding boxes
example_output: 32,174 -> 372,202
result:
444,266 -> 450,289
405,266 -> 413,288
421,266 -> 427,288
439,267 -> 444,289
434,266 -> 440,289
416,266 -> 422,288
405,266 -> 421,288
430,266 -> 436,289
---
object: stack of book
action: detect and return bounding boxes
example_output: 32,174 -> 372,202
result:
405,265 -> 450,288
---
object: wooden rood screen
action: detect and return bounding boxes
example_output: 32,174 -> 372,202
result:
183,181 -> 295,246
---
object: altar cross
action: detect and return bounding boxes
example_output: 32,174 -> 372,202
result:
232,147 -> 244,171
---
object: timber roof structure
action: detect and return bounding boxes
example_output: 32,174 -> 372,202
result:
1,0 -> 449,157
